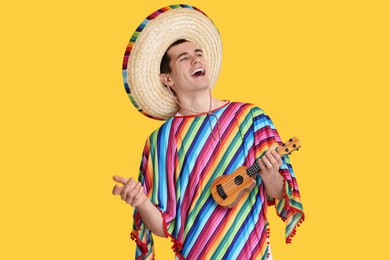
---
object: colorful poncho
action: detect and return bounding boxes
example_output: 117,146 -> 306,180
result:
131,102 -> 304,260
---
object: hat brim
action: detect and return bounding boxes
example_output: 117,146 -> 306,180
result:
123,5 -> 222,120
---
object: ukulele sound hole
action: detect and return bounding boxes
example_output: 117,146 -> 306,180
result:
234,175 -> 244,185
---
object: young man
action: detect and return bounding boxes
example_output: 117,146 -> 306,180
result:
113,5 -> 304,260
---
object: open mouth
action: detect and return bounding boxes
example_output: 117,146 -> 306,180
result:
191,68 -> 206,77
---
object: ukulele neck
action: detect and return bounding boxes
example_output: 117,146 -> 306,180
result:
247,149 -> 283,178
245,137 -> 301,178
247,161 -> 261,177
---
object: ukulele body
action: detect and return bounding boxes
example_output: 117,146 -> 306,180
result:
210,137 -> 301,208
210,166 -> 257,208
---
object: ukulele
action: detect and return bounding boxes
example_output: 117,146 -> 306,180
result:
210,137 -> 301,208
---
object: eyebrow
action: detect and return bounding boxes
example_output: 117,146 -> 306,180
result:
176,49 -> 203,60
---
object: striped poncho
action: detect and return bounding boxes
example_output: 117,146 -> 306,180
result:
131,102 -> 304,259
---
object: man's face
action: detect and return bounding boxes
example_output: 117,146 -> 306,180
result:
163,41 -> 210,94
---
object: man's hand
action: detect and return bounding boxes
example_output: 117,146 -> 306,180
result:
112,175 -> 165,237
258,148 -> 283,176
258,147 -> 284,200
112,176 -> 147,207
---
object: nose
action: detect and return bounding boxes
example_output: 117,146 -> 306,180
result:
191,55 -> 201,65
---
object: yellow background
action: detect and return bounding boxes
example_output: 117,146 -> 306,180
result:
1,0 -> 389,259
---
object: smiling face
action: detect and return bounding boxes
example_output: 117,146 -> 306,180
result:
160,41 -> 210,96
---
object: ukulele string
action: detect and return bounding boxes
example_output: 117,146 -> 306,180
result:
215,147 -> 290,193
216,162 -> 261,192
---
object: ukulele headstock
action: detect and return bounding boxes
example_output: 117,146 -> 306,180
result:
276,137 -> 301,156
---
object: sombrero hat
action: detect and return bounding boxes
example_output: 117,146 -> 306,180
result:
122,4 -> 223,120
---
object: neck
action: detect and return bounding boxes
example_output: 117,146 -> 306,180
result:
175,88 -> 223,116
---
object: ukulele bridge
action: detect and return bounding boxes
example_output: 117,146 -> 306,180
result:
216,184 -> 227,200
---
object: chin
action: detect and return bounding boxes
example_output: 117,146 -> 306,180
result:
199,83 -> 211,90
199,78 -> 211,89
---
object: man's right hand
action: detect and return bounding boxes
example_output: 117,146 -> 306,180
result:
112,176 -> 147,207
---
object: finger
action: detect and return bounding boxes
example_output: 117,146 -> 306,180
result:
258,157 -> 268,170
121,183 -> 134,201
127,182 -> 142,199
133,186 -> 143,202
113,175 -> 129,184
271,148 -> 281,158
262,155 -> 273,168
126,183 -> 142,205
121,179 -> 138,201
132,186 -> 146,207
126,193 -> 134,205
271,150 -> 283,166
112,184 -> 124,195
125,178 -> 139,193
126,177 -> 136,186
265,151 -> 279,167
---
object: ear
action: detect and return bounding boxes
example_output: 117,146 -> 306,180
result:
160,74 -> 172,87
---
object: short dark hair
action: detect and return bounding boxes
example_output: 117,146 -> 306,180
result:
160,39 -> 189,74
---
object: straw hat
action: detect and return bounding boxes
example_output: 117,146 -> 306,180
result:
122,4 -> 222,120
